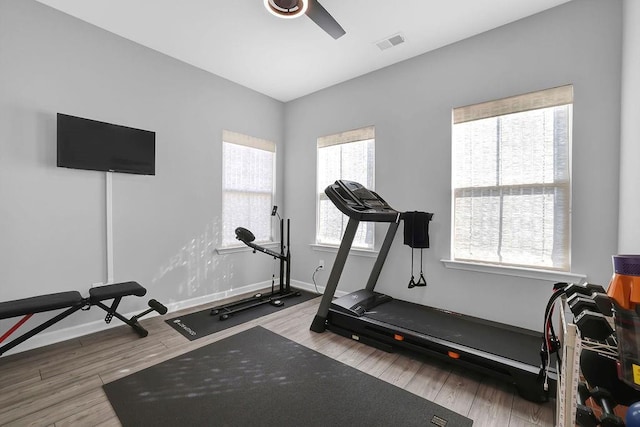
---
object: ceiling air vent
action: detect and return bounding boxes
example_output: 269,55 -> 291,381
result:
376,33 -> 406,51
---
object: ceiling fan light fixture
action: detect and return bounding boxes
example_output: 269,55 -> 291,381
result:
264,0 -> 308,19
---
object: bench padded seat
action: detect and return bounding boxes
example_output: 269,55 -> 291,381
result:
0,291 -> 84,320
89,281 -> 146,303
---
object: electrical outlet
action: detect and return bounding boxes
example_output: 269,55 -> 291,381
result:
319,259 -> 325,269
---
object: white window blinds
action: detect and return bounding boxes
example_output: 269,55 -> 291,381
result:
452,85 -> 572,270
317,126 -> 375,249
222,130 -> 275,247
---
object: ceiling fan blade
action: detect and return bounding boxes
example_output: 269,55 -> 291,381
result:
306,0 -> 346,39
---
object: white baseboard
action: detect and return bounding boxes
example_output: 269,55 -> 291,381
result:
0,279 -> 339,358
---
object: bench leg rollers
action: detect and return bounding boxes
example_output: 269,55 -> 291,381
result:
126,299 -> 168,337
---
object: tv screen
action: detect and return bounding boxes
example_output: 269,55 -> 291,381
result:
57,113 -> 155,175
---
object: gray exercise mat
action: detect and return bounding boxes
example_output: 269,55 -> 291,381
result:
165,288 -> 318,340
104,326 -> 473,426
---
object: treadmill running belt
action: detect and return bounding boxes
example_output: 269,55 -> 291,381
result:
363,299 -> 542,367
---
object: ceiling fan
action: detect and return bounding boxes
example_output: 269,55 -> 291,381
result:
263,0 -> 346,39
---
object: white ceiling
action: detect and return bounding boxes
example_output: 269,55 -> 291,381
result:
35,0 -> 571,102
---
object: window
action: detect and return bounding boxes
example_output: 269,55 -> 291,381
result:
222,130 -> 275,247
316,126 -> 375,249
451,85 -> 572,270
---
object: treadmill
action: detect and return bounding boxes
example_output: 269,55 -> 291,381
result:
310,180 -> 555,403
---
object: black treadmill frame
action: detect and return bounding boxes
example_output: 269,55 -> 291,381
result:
310,180 -> 556,403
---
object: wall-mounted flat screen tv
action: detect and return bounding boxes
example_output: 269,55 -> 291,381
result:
57,113 -> 155,175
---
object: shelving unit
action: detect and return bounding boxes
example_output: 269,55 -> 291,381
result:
556,297 -> 582,427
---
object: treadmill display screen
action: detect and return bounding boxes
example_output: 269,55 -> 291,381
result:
325,180 -> 399,222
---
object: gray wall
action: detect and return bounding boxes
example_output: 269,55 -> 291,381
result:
619,0 -> 640,252
0,0 -> 284,339
0,0 -> 627,348
284,0 -> 623,330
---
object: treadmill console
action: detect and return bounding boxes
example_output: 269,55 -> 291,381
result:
326,180 -> 399,222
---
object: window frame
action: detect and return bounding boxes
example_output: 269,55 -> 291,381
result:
450,85 -> 574,272
315,126 -> 376,250
221,130 -> 276,248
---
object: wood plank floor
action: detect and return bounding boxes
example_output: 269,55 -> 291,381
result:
0,294 -> 555,426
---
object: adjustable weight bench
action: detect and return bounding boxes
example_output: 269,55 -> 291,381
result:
0,281 -> 167,356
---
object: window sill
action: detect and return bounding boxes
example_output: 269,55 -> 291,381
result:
215,241 -> 281,255
441,259 -> 587,283
310,243 -> 379,258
